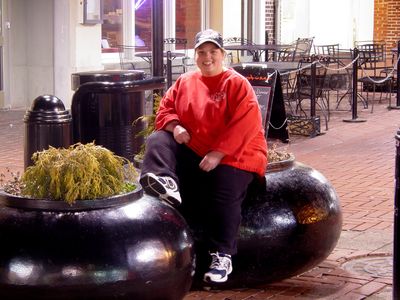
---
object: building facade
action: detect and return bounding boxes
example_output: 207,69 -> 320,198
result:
0,0 -> 397,110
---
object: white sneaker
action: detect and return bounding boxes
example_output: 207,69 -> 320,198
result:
203,252 -> 233,283
139,173 -> 182,207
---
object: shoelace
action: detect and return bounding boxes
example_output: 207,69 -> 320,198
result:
210,253 -> 231,270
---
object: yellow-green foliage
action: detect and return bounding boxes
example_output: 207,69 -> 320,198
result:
21,143 -> 138,204
133,93 -> 162,158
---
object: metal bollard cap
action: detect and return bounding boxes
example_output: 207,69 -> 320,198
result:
30,94 -> 66,112
24,95 -> 71,124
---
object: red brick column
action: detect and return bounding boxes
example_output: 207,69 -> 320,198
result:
265,0 -> 275,43
374,0 -> 400,48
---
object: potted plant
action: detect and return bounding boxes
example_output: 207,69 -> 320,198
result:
132,93 -> 162,167
16,142 -> 137,204
0,142 -> 195,300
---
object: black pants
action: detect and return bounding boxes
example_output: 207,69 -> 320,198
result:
141,130 -> 254,255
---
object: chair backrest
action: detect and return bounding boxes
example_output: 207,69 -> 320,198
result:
164,38 -> 191,76
314,44 -> 340,57
117,45 -> 141,70
357,42 -> 386,73
354,40 -> 385,47
274,43 -> 297,62
164,38 -> 188,52
223,37 -> 254,45
293,37 -> 314,60
223,37 -> 255,63
297,57 -> 329,97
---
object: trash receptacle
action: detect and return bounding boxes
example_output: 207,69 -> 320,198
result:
71,70 -> 165,162
24,94 -> 72,169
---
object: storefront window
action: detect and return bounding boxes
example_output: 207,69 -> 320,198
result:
134,0 -> 151,49
102,0 -> 123,49
175,0 -> 201,49
101,0 -> 201,53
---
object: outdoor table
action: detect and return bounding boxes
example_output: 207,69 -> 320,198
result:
135,51 -> 186,64
239,61 -> 319,121
262,61 -> 303,73
224,44 -> 290,62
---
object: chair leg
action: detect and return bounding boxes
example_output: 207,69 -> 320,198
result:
325,90 -> 331,121
318,98 -> 329,131
371,85 -> 376,113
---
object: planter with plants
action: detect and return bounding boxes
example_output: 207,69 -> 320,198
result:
0,142 -> 195,300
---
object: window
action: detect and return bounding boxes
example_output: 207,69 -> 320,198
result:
102,0 -> 123,48
134,0 -> 151,49
175,0 -> 201,49
101,0 -> 201,55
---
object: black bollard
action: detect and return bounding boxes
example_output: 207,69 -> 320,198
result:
23,95 -> 72,169
397,40 -> 400,107
395,40 -> 400,109
310,61 -> 316,118
387,40 -> 400,110
343,48 -> 366,123
394,131 -> 400,299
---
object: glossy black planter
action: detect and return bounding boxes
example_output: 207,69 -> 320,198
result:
0,188 -> 195,300
193,156 -> 342,288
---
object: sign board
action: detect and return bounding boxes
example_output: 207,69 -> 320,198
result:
232,63 -> 288,142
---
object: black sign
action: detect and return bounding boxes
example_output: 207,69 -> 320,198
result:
233,64 -> 288,142
252,85 -> 272,129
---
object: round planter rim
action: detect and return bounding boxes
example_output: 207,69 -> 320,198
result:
267,153 -> 295,173
0,186 -> 143,211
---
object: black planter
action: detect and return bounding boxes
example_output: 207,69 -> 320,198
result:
193,156 -> 342,288
0,188 -> 195,300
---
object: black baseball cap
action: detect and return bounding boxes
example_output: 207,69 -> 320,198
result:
194,29 -> 224,49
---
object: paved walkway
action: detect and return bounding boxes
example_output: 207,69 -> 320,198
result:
0,93 -> 398,299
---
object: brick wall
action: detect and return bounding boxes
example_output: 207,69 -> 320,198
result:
374,0 -> 400,48
264,0 -> 275,43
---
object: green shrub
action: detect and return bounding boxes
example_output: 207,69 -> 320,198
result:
21,142 -> 137,204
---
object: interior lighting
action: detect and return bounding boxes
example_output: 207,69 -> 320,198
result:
135,0 -> 147,10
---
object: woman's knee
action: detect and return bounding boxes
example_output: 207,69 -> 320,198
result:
146,130 -> 176,148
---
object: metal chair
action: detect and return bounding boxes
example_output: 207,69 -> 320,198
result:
295,57 -> 330,130
117,45 -> 150,70
314,44 -> 340,57
275,45 -> 297,62
280,62 -> 301,115
357,42 -> 393,112
293,37 -> 314,61
223,37 -> 255,63
314,44 -> 354,109
276,37 -> 314,62
164,38 -> 190,75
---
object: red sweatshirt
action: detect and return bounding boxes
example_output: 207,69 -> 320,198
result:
155,68 -> 268,177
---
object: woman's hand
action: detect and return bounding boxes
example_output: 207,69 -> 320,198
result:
199,151 -> 225,172
165,121 -> 191,144
173,125 -> 191,144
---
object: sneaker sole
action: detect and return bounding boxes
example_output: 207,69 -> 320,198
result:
142,175 -> 167,197
141,175 -> 180,207
203,274 -> 228,283
203,268 -> 232,283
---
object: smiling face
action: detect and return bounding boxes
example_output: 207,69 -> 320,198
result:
195,42 -> 225,77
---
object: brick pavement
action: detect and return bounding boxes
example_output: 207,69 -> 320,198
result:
0,93 -> 398,299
